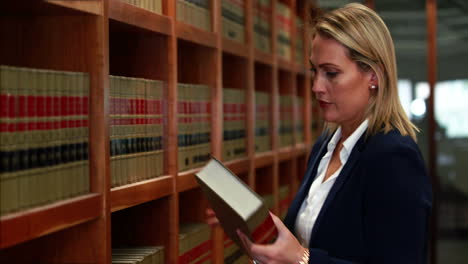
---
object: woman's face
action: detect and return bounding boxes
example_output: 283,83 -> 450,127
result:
310,34 -> 375,128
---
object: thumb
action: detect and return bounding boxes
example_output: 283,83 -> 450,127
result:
269,212 -> 289,239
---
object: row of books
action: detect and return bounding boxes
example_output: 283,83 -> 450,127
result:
223,88 -> 247,162
223,235 -> 250,264
109,75 -> 165,188
255,91 -> 271,153
177,0 -> 211,32
179,222 -> 212,264
178,83 -> 211,171
222,0 -> 245,43
279,95 -> 294,147
296,96 -> 305,143
120,0 -> 162,15
112,246 -> 165,264
0,65 -> 89,216
276,1 -> 292,60
295,17 -> 305,65
253,0 -> 272,53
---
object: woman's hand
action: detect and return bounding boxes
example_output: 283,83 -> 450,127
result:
205,208 -> 219,227
237,213 -> 307,264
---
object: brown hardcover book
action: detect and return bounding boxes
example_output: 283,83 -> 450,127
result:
195,158 -> 278,257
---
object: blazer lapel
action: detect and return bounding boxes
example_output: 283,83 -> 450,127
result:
284,132 -> 332,230
309,132 -> 367,241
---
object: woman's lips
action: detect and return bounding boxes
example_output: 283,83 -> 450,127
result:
318,100 -> 331,108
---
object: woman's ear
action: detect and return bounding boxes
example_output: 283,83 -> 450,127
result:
369,70 -> 379,89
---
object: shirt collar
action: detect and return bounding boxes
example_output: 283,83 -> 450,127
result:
340,119 -> 369,162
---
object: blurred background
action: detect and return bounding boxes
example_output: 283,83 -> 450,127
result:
315,0 -> 468,263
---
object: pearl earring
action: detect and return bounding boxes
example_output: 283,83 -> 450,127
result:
370,85 -> 377,89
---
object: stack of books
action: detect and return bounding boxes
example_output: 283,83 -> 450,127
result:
223,88 -> 247,162
279,184 -> 291,219
0,65 -> 89,216
112,246 -> 165,264
276,1 -> 292,60
253,0 -> 272,53
177,83 -> 211,172
279,94 -> 294,147
254,91 -> 271,153
178,222 -> 212,264
296,96 -> 304,143
295,17 -> 305,65
120,0 -> 162,15
222,0 -> 245,43
109,76 -> 165,188
177,0 -> 211,31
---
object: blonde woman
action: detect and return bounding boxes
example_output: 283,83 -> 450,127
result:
236,3 -> 433,264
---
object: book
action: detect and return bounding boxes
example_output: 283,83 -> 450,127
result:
195,158 -> 278,257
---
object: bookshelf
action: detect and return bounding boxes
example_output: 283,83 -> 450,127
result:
0,0 -> 319,263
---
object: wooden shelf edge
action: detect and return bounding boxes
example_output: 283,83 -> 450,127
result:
109,0 -> 171,36
254,49 -> 274,66
254,151 -> 275,168
176,22 -> 217,49
0,193 -> 102,249
224,157 -> 250,175
295,64 -> 308,76
277,58 -> 296,73
177,168 -> 202,192
110,175 -> 174,212
278,146 -> 296,162
45,0 -> 102,15
295,143 -> 309,157
222,38 -> 249,59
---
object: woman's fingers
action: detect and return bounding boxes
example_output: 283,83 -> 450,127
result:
205,208 -> 219,227
237,229 -> 274,263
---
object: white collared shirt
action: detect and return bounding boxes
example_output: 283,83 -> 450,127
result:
294,120 -> 369,247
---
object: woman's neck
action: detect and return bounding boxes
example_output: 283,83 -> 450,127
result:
340,118 -> 365,142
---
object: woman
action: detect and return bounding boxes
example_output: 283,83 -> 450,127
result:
234,3 -> 433,264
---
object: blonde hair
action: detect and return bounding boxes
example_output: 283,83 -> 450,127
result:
310,3 -> 418,140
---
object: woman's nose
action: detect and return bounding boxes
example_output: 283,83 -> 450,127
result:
311,76 -> 325,94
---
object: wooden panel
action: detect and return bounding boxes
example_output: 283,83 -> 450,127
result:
0,0 -> 101,16
176,22 -> 218,49
295,143 -> 309,157
111,197 -> 171,248
278,146 -> 295,162
0,16 -> 99,72
46,0 -> 102,15
0,194 -> 101,249
222,53 -> 248,89
177,169 -> 201,192
277,57 -> 297,73
225,158 -> 250,175
178,188 -> 209,223
109,23 -> 169,80
222,38 -> 249,59
111,176 -> 174,212
109,0 -> 171,36
254,151 -> 275,168
254,49 -> 274,66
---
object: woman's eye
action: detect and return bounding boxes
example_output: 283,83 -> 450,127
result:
326,72 -> 338,78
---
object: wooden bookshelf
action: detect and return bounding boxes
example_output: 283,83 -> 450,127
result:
0,193 -> 101,249
0,0 -> 319,263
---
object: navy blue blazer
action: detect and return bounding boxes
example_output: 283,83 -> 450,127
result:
284,129 -> 433,264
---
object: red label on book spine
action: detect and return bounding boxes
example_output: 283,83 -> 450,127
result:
178,239 -> 212,264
